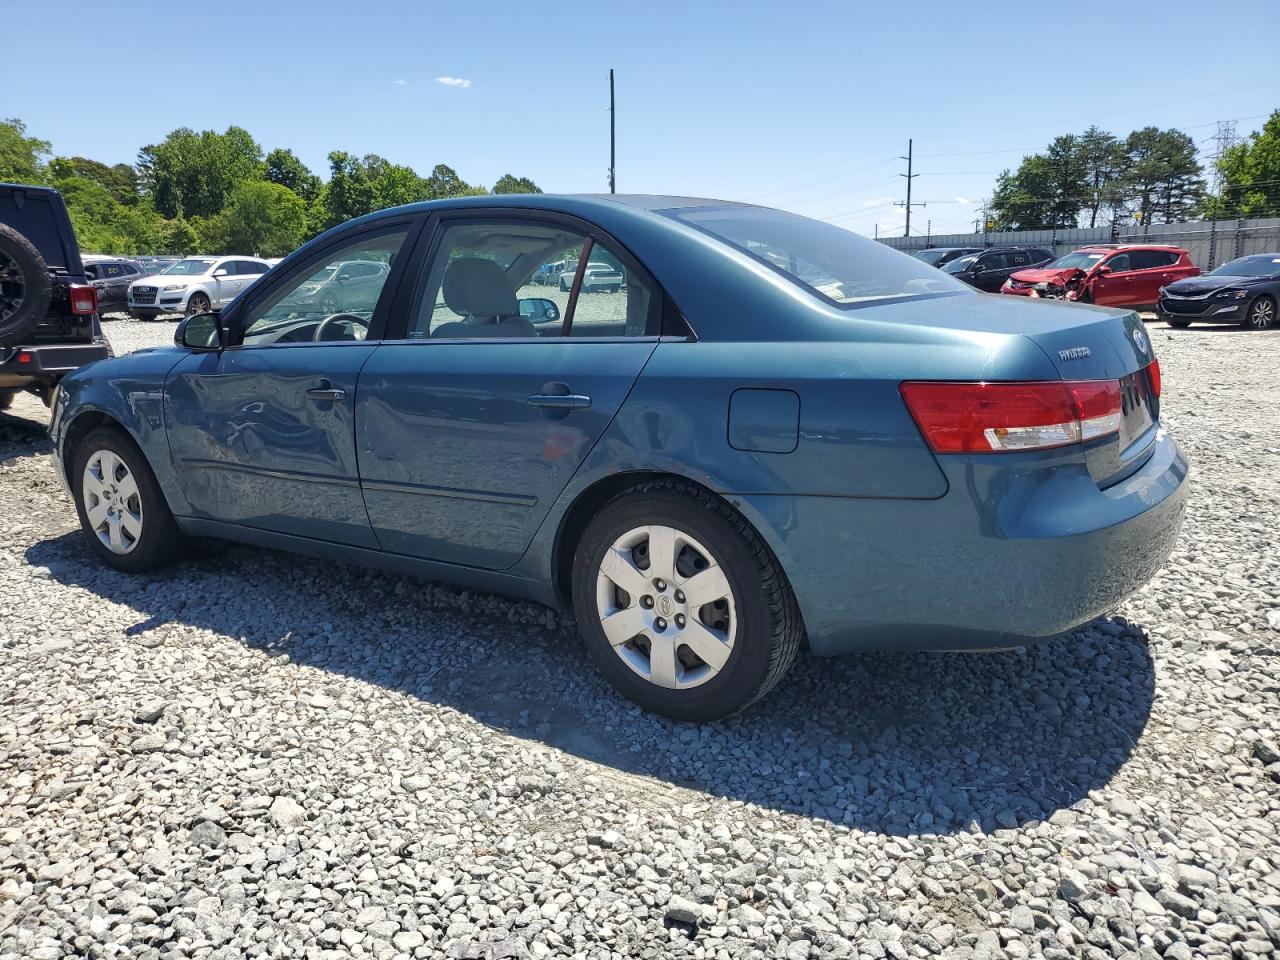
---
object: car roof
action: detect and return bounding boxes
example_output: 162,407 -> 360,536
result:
1076,243 -> 1186,253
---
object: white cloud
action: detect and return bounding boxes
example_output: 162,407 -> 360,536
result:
436,76 -> 471,89
393,79 -> 407,86
954,195 -> 970,205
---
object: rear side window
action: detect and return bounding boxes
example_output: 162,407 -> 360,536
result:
667,205 -> 969,306
236,260 -> 267,275
1130,250 -> 1179,269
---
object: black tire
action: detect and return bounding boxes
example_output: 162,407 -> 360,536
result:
1243,295 -> 1276,330
560,278 -> 571,292
1166,319 -> 1192,329
185,292 -> 211,317
571,480 -> 804,721
0,390 -> 15,411
70,427 -> 185,573
0,223 -> 53,346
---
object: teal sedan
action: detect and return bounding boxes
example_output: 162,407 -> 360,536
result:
49,195 -> 1188,721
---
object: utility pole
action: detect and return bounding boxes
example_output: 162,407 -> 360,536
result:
895,139 -> 924,238
608,69 -> 616,194
1208,119 -> 1237,269
926,219 -> 931,247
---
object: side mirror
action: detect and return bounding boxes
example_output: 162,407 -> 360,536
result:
1095,264 -> 1112,276
212,268 -> 229,278
175,312 -> 224,351
336,274 -> 352,282
517,297 -> 561,323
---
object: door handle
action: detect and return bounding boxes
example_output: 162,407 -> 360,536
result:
306,387 -> 346,402
527,393 -> 591,409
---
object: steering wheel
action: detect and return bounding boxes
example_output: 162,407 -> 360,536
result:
313,313 -> 369,342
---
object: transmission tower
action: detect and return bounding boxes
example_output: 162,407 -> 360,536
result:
1208,120 -> 1238,268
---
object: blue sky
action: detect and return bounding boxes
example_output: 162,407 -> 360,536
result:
5,0 -> 1279,236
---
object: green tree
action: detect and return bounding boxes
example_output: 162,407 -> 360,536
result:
0,118 -> 50,183
264,147 -> 321,203
207,180 -> 306,256
1122,127 -> 1204,224
492,174 -> 541,194
322,151 -> 380,227
424,163 -> 483,199
49,156 -> 139,205
1076,126 -> 1125,228
990,156 -> 1060,230
151,125 -> 264,218
1217,110 -> 1280,218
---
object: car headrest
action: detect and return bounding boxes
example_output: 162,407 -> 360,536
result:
442,258 -> 518,319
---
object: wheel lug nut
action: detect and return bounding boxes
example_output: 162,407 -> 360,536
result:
654,578 -> 667,591
654,617 -> 667,631
674,590 -> 685,603
640,595 -> 654,609
675,614 -> 686,628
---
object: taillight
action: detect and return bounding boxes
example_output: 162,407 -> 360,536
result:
1146,358 -> 1161,397
69,283 -> 98,315
899,379 -> 1123,453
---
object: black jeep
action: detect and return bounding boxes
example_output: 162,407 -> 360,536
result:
0,183 -> 112,409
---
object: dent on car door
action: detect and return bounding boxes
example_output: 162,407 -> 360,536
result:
356,216 -> 660,569
163,226 -> 412,546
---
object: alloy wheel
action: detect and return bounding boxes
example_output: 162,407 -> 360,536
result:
0,249 -> 25,323
186,294 -> 210,317
595,524 -> 737,689
1248,298 -> 1275,330
82,449 -> 143,555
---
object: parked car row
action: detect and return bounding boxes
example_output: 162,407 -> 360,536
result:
126,255 -> 273,320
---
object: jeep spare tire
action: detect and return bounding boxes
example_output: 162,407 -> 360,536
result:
0,223 -> 53,346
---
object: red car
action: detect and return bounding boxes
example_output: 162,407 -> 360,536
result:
1001,244 -> 1199,308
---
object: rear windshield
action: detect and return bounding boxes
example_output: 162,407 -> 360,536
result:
666,205 -> 970,306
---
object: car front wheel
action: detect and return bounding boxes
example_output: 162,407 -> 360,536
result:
71,427 -> 185,573
1244,295 -> 1275,330
186,293 -> 212,317
571,480 -> 803,721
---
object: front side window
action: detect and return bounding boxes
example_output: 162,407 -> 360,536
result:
235,260 -> 268,275
944,254 -> 979,274
406,220 -> 655,340
1104,254 -> 1131,273
240,229 -> 407,345
667,205 -> 968,306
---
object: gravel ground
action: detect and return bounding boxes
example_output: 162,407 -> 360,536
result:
1,317 -> 1278,960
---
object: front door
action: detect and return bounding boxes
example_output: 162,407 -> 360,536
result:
1091,252 -> 1134,306
163,227 -> 411,546
356,216 -> 660,569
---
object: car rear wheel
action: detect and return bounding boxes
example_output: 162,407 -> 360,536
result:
1244,296 -> 1275,330
71,427 -> 185,573
571,480 -> 803,721
0,390 -> 15,411
185,293 -> 211,317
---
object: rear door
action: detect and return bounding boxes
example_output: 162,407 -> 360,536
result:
972,252 -> 1007,291
356,213 -> 660,569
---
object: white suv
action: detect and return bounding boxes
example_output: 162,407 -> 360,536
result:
128,256 -> 271,320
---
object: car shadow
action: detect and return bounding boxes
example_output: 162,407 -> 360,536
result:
25,531 -> 1155,836
0,409 -> 50,466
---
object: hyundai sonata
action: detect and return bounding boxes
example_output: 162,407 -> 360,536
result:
50,195 -> 1188,720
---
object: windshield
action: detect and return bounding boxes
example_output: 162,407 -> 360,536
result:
1045,251 -> 1106,271
161,258 -> 216,276
1210,255 -> 1280,278
667,206 -> 969,305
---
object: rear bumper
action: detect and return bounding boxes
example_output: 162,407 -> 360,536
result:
738,427 -> 1189,655
0,341 -> 112,389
